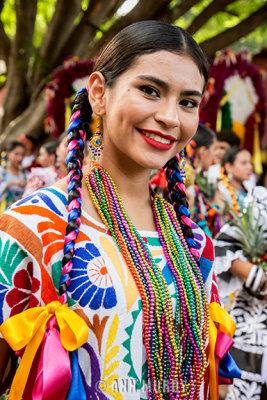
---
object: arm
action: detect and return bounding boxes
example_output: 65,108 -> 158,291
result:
230,259 -> 267,299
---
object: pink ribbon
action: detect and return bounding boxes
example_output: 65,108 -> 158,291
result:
215,330 -> 234,385
24,316 -> 72,399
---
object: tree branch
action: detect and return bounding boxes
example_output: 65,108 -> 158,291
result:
85,0 -> 172,59
55,0 -> 124,63
187,0 -> 233,35
170,0 -> 201,21
31,0 -> 81,88
200,4 -> 267,59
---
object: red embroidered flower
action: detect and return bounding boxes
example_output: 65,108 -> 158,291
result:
6,262 -> 40,316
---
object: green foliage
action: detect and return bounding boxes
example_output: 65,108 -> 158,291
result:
230,22 -> 267,55
196,171 -> 216,200
34,0 -> 57,47
230,201 -> 267,271
1,0 -> 16,38
175,0 -> 267,54
175,0 -> 213,30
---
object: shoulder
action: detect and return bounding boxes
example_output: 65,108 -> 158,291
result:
0,187 -> 68,236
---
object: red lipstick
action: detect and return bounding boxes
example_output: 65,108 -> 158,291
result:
138,129 -> 176,151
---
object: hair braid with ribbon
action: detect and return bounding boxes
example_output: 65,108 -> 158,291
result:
164,154 -> 200,260
59,88 -> 92,304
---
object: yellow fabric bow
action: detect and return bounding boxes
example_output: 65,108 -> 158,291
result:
208,302 -> 236,400
0,301 -> 88,400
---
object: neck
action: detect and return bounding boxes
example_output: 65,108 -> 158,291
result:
87,153 -> 156,231
9,163 -> 19,175
230,178 -> 243,192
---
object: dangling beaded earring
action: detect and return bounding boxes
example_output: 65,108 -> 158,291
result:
179,149 -> 186,181
227,172 -> 232,183
89,115 -> 103,160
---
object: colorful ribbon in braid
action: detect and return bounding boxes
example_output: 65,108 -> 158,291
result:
59,88 -> 91,304
164,155 -> 200,260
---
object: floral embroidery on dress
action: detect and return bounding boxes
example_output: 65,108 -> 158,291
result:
68,242 -> 117,309
6,262 -> 40,316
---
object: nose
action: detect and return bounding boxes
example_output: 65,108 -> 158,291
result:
154,99 -> 179,129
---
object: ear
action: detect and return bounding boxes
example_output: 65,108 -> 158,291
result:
87,72 -> 106,116
224,162 -> 232,175
196,146 -> 206,162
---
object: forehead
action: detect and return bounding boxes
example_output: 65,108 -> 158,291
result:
122,50 -> 204,90
217,141 -> 230,148
235,150 -> 251,161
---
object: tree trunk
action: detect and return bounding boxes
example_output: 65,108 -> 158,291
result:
187,0 -> 233,35
31,0 -> 82,88
0,91 -> 47,150
86,0 -> 173,59
57,0 -> 124,62
0,0 -> 37,132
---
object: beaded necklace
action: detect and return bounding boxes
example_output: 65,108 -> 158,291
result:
218,168 -> 240,214
85,162 -> 209,400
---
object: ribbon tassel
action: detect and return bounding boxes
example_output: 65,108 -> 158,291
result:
0,301 -> 88,400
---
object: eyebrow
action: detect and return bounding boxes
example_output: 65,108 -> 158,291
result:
137,75 -> 202,97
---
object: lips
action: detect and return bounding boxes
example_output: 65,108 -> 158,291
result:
137,128 -> 176,151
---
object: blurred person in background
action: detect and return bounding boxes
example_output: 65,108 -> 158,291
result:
213,147 -> 253,223
56,132 -> 68,178
23,141 -> 59,197
0,141 -> 27,212
20,134 -> 38,171
185,124 -> 219,237
207,129 -> 240,184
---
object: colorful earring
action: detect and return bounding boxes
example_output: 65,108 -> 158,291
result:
89,116 -> 103,160
179,149 -> 186,181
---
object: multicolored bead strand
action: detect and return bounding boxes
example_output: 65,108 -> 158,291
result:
85,162 -> 209,399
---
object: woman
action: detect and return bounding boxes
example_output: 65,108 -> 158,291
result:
213,185 -> 267,400
0,21 -> 238,399
214,147 -> 253,221
23,142 -> 59,197
0,141 -> 27,212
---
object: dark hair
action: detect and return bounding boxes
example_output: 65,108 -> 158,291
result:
6,141 -> 25,153
216,129 -> 240,147
60,21 -> 209,301
25,134 -> 38,148
41,141 -> 57,155
184,124 -> 215,169
94,20 -> 209,88
222,146 -> 249,168
192,124 -> 216,149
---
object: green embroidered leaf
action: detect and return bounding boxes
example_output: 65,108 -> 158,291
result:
0,239 -> 27,286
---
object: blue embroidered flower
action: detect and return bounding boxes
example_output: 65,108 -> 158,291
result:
68,242 -> 117,310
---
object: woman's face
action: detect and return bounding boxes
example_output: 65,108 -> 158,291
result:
38,147 -> 50,167
89,51 -> 205,172
226,150 -> 253,182
8,146 -> 25,168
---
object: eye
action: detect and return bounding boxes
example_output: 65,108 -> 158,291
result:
139,85 -> 159,97
180,99 -> 199,109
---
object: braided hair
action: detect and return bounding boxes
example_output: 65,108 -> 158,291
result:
164,154 -> 200,259
59,88 -> 92,304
